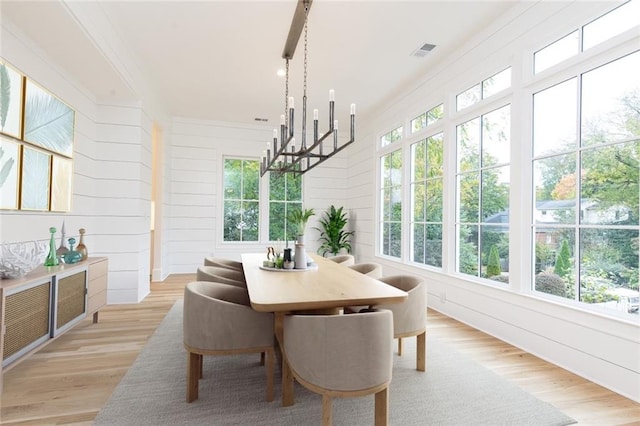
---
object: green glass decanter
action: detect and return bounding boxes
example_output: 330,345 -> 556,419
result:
44,227 -> 59,267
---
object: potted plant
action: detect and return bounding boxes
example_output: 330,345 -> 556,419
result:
314,205 -> 354,257
288,207 -> 315,243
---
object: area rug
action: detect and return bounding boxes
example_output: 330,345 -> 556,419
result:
94,301 -> 576,426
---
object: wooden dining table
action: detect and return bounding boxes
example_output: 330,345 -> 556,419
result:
241,252 -> 408,407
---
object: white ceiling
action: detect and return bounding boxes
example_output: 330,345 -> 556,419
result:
2,0 -> 518,126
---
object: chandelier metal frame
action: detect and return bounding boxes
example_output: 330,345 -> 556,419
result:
260,0 -> 355,177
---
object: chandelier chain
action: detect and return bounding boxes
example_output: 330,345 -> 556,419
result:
285,59 -> 289,127
303,1 -> 308,98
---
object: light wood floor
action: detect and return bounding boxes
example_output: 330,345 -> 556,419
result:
1,274 -> 639,425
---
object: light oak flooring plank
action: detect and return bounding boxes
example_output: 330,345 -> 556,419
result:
1,274 -> 639,425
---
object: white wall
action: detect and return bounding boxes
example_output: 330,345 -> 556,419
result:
165,117 -> 349,275
1,15 -> 155,304
347,1 -> 639,402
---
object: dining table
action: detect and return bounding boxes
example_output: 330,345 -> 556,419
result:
241,252 -> 408,407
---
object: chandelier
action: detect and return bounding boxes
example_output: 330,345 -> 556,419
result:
260,0 -> 355,177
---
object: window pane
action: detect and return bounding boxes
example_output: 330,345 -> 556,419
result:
534,228 -> 575,299
533,78 -> 577,157
412,223 -> 425,264
481,166 -> 509,222
427,134 -> 444,177
270,173 -> 285,200
382,188 -> 391,221
242,201 -> 259,240
425,224 -> 443,267
269,202 -> 285,240
411,113 -> 427,133
389,150 -> 403,186
581,51 -> 640,147
579,228 -> 639,313
412,140 -> 426,180
583,1 -> 640,50
533,153 -> 577,225
457,84 -> 481,111
427,104 -> 444,126
224,200 -> 242,241
391,187 -> 402,221
381,223 -> 391,255
459,172 -> 480,223
413,182 -> 425,222
457,118 -> 480,171
483,68 -> 511,98
390,222 -> 402,258
482,106 -> 511,166
581,141 -> 639,226
223,159 -> 242,199
425,180 -> 443,222
286,174 -> 302,200
459,224 -> 479,275
534,30 -> 579,74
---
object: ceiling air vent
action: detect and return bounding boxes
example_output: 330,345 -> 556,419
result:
254,117 -> 269,122
412,43 -> 436,58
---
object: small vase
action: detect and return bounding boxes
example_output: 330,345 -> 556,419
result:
76,228 -> 88,260
294,243 -> 307,269
44,227 -> 59,267
63,237 -> 83,264
56,220 -> 68,260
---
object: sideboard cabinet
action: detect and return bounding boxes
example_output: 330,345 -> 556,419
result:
0,257 -> 108,377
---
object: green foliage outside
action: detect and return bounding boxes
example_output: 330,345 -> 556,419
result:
486,245 -> 501,278
287,207 -> 314,236
553,240 -> 572,278
315,205 -> 354,257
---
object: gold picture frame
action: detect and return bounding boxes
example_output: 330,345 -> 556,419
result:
23,78 -> 75,158
20,145 -> 51,211
0,60 -> 24,140
0,137 -> 21,210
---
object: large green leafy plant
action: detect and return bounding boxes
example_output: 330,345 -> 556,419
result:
315,205 -> 354,257
288,207 -> 315,236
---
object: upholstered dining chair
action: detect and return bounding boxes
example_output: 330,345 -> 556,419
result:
196,265 -> 246,288
283,309 -> 393,426
348,262 -> 383,279
344,263 -> 384,314
204,256 -> 243,272
183,281 -> 275,403
326,254 -> 355,266
374,275 -> 426,372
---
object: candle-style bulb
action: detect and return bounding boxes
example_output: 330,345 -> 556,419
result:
329,89 -> 335,102
280,114 -> 285,125
289,97 -> 294,109
350,103 -> 356,115
334,119 -> 339,130
313,109 -> 318,120
273,129 -> 278,139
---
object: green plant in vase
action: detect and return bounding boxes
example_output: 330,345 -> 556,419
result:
314,205 -> 354,257
288,207 -> 315,243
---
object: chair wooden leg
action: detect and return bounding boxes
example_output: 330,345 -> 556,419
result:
397,337 -> 403,356
265,349 -> 274,402
417,331 -> 426,372
322,394 -> 333,426
374,387 -> 389,426
187,352 -> 201,402
199,353 -> 203,379
260,351 -> 266,366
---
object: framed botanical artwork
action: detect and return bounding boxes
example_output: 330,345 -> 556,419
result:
23,79 -> 75,157
51,155 -> 73,212
0,137 -> 20,209
0,60 -> 24,140
20,145 -> 51,211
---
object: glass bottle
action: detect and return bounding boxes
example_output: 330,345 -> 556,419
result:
76,228 -> 88,260
44,227 -> 59,267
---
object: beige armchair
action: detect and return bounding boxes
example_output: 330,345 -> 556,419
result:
183,281 -> 275,403
348,262 -> 383,279
375,275 -> 426,371
204,256 -> 243,272
196,265 -> 246,288
326,254 -> 355,266
283,309 -> 393,426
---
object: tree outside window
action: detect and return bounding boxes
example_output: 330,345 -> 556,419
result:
380,149 -> 402,258
269,172 -> 302,243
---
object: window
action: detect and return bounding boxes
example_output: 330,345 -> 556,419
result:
456,105 -> 511,281
456,68 -> 511,111
411,133 -> 444,267
223,158 -> 259,241
534,31 -> 579,74
532,51 -> 639,315
269,172 -> 302,242
411,104 -> 443,133
380,126 -> 403,147
380,149 -> 402,258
